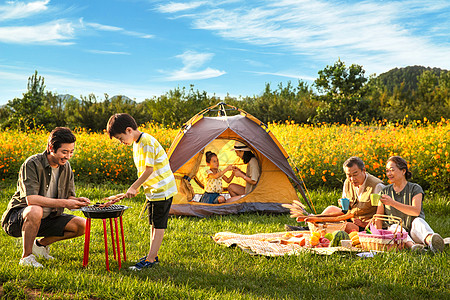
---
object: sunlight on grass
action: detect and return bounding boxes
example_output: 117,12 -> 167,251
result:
0,183 -> 448,299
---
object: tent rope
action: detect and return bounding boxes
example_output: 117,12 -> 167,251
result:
292,164 -> 317,214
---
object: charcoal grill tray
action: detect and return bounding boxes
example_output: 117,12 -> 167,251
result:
81,205 -> 129,219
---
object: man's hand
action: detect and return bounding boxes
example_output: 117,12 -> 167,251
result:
66,197 -> 90,209
353,218 -> 366,228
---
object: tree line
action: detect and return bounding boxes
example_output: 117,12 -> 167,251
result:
0,60 -> 449,131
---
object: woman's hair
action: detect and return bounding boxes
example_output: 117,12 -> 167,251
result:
242,151 -> 255,164
387,156 -> 412,180
205,151 -> 217,163
47,127 -> 76,153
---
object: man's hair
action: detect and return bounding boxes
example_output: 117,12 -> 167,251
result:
47,127 -> 76,153
387,156 -> 412,180
343,156 -> 365,171
106,113 -> 138,138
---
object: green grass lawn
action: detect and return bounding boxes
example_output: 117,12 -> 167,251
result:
0,182 -> 449,299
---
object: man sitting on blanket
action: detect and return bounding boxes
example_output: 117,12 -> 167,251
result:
286,156 -> 385,233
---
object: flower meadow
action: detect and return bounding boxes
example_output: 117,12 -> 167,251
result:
1,119 -> 448,193
270,118 -> 449,193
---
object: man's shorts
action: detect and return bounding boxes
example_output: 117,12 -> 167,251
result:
2,207 -> 76,238
147,197 -> 172,229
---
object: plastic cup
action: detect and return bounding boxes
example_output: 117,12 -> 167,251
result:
340,198 -> 350,212
370,194 -> 381,206
341,240 -> 352,249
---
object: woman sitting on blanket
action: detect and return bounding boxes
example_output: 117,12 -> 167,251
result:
375,156 -> 445,252
226,141 -> 261,203
199,151 -> 234,204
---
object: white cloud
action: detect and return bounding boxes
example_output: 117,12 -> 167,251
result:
162,50 -> 226,81
166,67 -> 226,81
250,70 -> 316,81
162,0 -> 450,74
0,0 -> 49,21
85,21 -> 154,39
0,20 -> 75,45
86,50 -> 131,55
156,1 -> 206,13
0,67 -> 171,104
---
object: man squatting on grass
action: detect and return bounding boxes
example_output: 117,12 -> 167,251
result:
106,113 -> 178,271
1,127 -> 90,268
286,157 -> 384,233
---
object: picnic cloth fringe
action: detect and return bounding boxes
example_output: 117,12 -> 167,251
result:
213,231 -> 362,256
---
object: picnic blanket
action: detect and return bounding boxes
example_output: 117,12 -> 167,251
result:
213,231 -> 362,256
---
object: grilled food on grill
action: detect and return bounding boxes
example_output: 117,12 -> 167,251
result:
96,193 -> 125,208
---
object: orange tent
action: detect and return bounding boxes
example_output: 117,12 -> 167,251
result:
167,103 -> 311,217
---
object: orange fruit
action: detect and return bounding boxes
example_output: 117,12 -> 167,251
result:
310,235 -> 320,246
311,232 -> 320,239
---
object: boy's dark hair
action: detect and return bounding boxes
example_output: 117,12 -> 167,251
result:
242,151 -> 255,164
205,151 -> 217,163
106,113 -> 138,138
343,156 -> 365,171
387,156 -> 412,180
47,127 -> 76,153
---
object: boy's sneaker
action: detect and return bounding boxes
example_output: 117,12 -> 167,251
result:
139,255 -> 159,264
32,240 -> 54,260
19,254 -> 43,268
129,259 -> 156,271
429,233 -> 444,253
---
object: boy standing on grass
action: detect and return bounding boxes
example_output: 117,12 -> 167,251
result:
106,113 -> 177,271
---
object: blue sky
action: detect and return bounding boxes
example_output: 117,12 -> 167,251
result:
0,0 -> 449,105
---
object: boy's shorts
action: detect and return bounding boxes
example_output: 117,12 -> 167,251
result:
147,197 -> 172,229
2,207 -> 75,238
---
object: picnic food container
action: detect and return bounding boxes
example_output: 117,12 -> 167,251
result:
307,221 -> 346,234
358,214 -> 407,251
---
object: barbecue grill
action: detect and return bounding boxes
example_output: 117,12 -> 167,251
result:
82,204 -> 129,271
81,205 -> 128,219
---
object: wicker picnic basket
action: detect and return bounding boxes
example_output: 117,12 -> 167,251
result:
357,214 -> 407,251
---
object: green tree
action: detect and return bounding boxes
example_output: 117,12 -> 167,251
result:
3,71 -> 49,129
239,81 -> 317,124
313,59 -> 376,123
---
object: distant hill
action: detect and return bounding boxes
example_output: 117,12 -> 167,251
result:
373,65 -> 448,93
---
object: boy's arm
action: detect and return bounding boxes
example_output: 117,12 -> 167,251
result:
126,166 -> 154,198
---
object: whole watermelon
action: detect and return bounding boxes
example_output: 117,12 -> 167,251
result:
330,230 -> 350,247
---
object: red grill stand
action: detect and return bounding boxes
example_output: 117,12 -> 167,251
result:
82,216 -> 127,271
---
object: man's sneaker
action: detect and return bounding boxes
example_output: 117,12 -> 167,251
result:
429,233 -> 444,253
32,240 -> 54,260
19,254 -> 43,268
284,224 -> 309,231
129,259 -> 156,271
139,255 -> 159,264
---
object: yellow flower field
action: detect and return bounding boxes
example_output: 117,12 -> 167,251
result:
0,119 -> 448,192
270,118 -> 449,192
